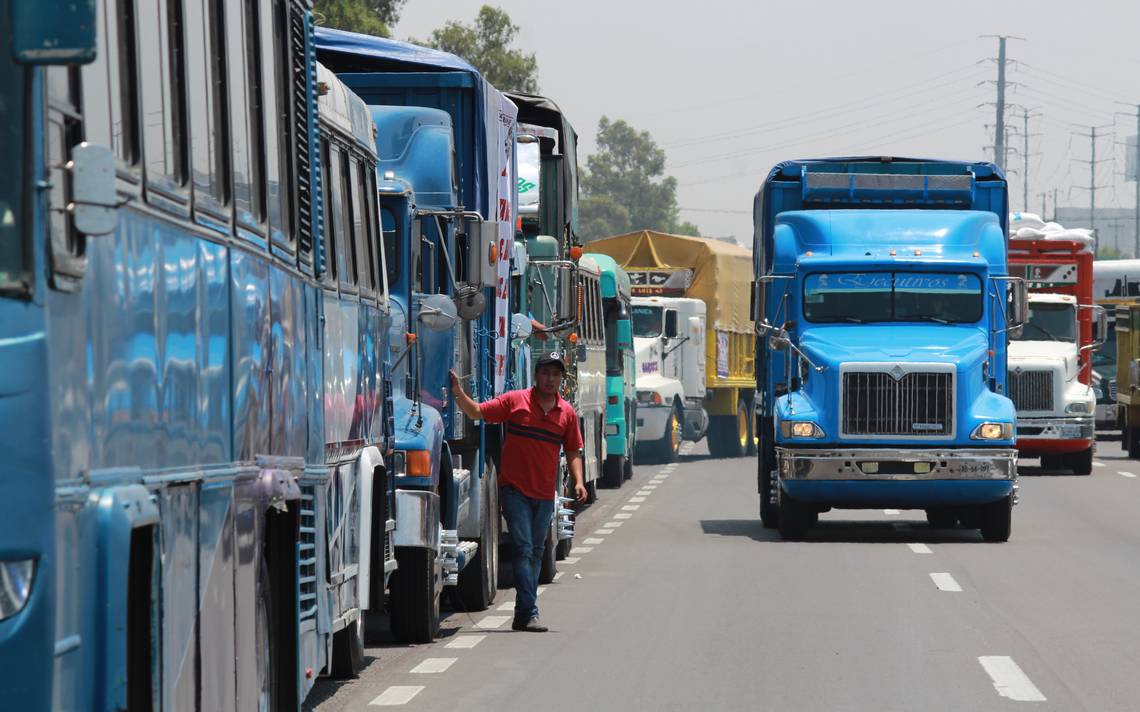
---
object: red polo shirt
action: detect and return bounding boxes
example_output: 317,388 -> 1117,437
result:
479,388 -> 583,501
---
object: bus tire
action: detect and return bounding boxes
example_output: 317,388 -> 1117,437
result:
388,547 -> 440,644
603,455 -> 625,488
255,556 -> 278,710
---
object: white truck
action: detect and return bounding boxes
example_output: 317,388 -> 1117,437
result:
630,296 -> 709,461
1008,293 -> 1100,474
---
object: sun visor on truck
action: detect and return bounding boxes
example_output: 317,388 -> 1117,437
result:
801,172 -> 975,207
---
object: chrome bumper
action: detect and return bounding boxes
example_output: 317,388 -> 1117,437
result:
1015,416 -> 1094,441
777,447 -> 1017,481
393,489 -> 441,549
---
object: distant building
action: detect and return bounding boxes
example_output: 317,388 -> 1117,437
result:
1055,207 -> 1138,258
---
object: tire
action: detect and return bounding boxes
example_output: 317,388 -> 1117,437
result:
759,441 -> 779,529
656,407 -> 682,463
330,613 -> 365,679
957,507 -> 982,529
925,508 -> 957,529
602,455 -> 625,488
623,456 -> 633,481
746,404 -> 758,457
457,462 -> 499,611
538,523 -> 557,585
979,495 -> 1012,542
388,547 -> 440,644
1040,454 -> 1063,472
1127,426 -> 1140,459
255,556 -> 277,711
1066,447 -> 1093,476
777,489 -> 813,540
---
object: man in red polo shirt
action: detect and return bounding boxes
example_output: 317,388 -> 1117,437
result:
450,352 -> 586,632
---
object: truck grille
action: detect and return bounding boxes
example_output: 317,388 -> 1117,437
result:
842,371 -> 954,436
1109,379 -> 1118,401
1007,369 -> 1053,411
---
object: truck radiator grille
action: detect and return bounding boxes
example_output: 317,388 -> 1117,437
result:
842,371 -> 953,436
1007,370 -> 1053,411
1109,379 -> 1118,401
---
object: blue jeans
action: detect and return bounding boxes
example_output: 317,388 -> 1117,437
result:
500,486 -> 555,621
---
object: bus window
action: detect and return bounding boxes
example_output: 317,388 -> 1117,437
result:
185,0 -> 229,210
137,0 -> 188,191
381,206 -> 400,290
0,12 -> 26,291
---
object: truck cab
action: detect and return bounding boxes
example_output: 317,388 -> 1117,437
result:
754,159 -> 1026,542
1008,293 -> 1101,473
631,296 -> 708,461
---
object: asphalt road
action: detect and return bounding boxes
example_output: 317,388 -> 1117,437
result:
306,434 -> 1140,711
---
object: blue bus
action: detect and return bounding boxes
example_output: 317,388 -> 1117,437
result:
0,1 -> 396,708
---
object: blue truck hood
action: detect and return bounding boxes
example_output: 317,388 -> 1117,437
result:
800,324 -> 988,369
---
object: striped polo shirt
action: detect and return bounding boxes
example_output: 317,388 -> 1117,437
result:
480,388 -> 583,500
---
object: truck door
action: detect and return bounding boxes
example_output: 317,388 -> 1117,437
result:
664,309 -> 680,379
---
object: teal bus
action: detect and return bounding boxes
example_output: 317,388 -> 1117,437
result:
588,254 -> 637,488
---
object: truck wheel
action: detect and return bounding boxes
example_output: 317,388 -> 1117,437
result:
759,444 -> 779,529
1065,447 -> 1093,476
457,463 -> 499,611
623,455 -> 633,481
657,408 -> 682,463
734,399 -> 750,457
777,490 -> 813,540
330,612 -> 365,679
602,455 -> 625,488
538,523 -> 557,585
925,508 -> 957,529
979,496 -> 1012,542
255,555 -> 278,709
746,405 -> 758,457
1040,454 -> 1062,472
1127,426 -> 1140,458
388,547 -> 440,644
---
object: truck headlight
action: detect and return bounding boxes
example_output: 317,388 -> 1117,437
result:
1065,402 -> 1090,414
637,391 -> 664,405
971,422 -> 1013,440
0,559 -> 36,621
780,421 -> 824,439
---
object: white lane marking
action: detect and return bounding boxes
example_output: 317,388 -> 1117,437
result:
978,656 -> 1047,702
1093,461 -> 1105,468
629,497 -> 646,503
475,615 -> 511,629
445,635 -> 486,649
583,537 -> 605,545
907,543 -> 933,554
636,490 -> 652,496
570,546 -> 594,554
613,513 -> 633,520
595,528 -> 614,535
929,572 -> 962,592
562,556 -> 580,564
553,571 -> 563,581
370,686 -> 425,706
604,521 -> 624,527
411,657 -> 457,674
496,601 -> 513,612
537,586 -> 547,597
642,484 -> 658,489
622,504 -> 641,511
1118,471 -> 1137,479
883,509 -> 901,515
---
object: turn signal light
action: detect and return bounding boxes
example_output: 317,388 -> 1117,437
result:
488,242 -> 499,265
569,245 -> 584,260
406,450 -> 432,477
568,332 -> 579,343
608,395 -> 619,405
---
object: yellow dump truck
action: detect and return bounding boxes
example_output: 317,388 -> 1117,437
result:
589,231 -> 756,460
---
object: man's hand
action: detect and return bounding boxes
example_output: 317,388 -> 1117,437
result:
574,481 -> 588,503
449,369 -> 462,393
531,318 -> 548,341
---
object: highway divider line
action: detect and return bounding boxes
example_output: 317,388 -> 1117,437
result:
445,635 -> 485,649
1093,461 -> 1105,467
613,513 -> 632,520
603,520 -> 624,527
978,656 -> 1047,702
594,528 -> 614,535
369,686 -> 425,706
583,537 -> 605,545
570,546 -> 594,554
907,543 -> 933,554
562,556 -> 580,564
929,572 -> 962,592
629,497 -> 646,503
475,615 -> 511,629
1118,471 -> 1137,479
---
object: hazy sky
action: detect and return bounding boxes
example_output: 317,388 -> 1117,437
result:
396,0 -> 1140,245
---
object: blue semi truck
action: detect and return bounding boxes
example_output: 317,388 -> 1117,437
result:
752,158 -> 1028,542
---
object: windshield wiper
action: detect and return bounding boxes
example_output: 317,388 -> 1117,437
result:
1025,323 -> 1061,341
908,315 -> 951,325
835,316 -> 868,323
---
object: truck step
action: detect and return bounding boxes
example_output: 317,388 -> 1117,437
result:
440,529 -> 460,587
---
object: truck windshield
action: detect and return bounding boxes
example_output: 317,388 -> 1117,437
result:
1012,302 -> 1076,342
632,305 -> 662,337
0,15 -> 26,293
803,272 -> 982,324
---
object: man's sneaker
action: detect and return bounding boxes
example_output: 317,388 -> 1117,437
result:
511,616 -> 548,632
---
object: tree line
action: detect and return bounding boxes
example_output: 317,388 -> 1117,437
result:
314,1 -> 700,241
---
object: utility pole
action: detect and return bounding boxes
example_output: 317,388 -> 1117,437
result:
1053,188 -> 1058,222
982,35 -> 1023,172
1072,124 -> 1114,250
1038,191 -> 1047,218
1021,109 -> 1040,211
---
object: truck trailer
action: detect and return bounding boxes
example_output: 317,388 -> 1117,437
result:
752,158 -> 1026,542
590,231 -> 756,461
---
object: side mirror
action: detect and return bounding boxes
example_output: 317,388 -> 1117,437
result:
1007,279 -> 1028,337
69,143 -> 118,236
511,313 -> 533,339
664,310 -> 679,339
750,280 -> 764,322
1093,305 -> 1108,347
11,1 -> 97,65
453,283 -> 486,321
419,293 -> 458,331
